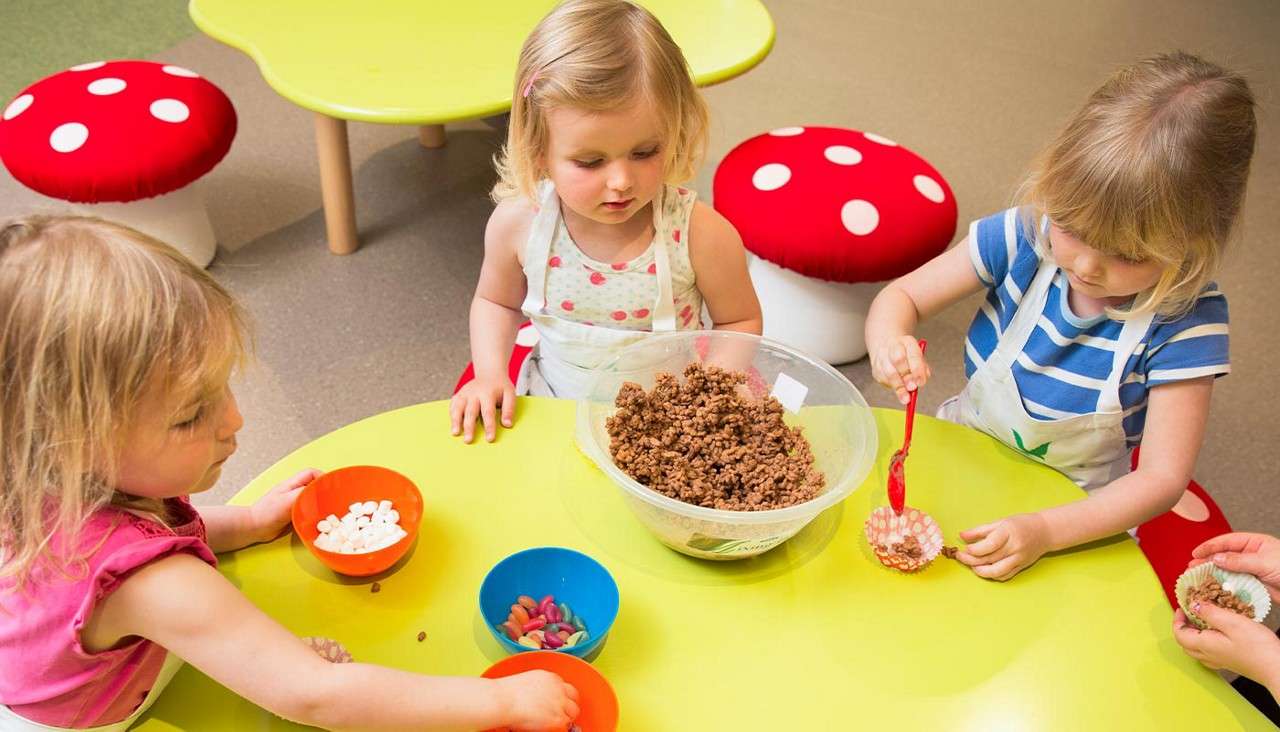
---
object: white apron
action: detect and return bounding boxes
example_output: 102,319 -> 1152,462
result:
520,182 -> 678,398
0,652 -> 183,732
938,253 -> 1154,490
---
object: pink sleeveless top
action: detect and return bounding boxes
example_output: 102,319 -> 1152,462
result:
0,498 -> 216,728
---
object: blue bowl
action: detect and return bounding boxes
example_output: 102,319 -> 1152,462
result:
479,547 -> 619,660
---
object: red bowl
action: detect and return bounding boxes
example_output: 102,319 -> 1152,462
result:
482,651 -> 618,732
290,465 -> 423,576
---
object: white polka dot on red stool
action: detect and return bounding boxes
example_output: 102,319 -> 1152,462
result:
752,163 -> 791,191
150,98 -> 189,123
824,145 -> 862,166
162,65 -> 200,78
69,61 -> 106,72
87,78 -> 126,96
3,94 -> 33,121
769,126 -> 804,136
49,123 -> 88,153
863,132 -> 897,146
913,174 -> 946,203
840,199 -> 879,236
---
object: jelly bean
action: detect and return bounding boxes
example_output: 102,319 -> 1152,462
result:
545,623 -> 560,634
501,621 -> 521,641
517,595 -> 537,610
510,604 -> 530,626
558,602 -> 573,624
543,631 -> 564,649
557,630 -> 570,642
538,595 -> 556,616
571,616 -> 586,632
565,631 -> 586,648
517,636 -> 540,650
546,604 -> 562,624
521,617 -> 546,633
529,630 -> 546,644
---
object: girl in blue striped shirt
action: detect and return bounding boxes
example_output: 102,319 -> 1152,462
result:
865,52 -> 1256,581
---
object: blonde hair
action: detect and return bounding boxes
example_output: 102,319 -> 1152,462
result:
492,0 -> 710,202
0,215 -> 248,586
1017,51 -> 1255,318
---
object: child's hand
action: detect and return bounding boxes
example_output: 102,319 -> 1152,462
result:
870,335 -> 932,405
450,377 -> 515,443
248,469 -> 322,543
1190,532 -> 1280,603
1173,604 -> 1280,689
493,670 -> 580,731
956,513 -> 1051,581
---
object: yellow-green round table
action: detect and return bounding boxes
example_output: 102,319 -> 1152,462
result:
135,398 -> 1269,730
187,0 -> 775,255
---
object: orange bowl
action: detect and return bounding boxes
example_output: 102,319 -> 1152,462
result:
482,651 -> 618,732
291,465 -> 423,576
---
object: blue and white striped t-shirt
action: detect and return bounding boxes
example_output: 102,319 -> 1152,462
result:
964,208 -> 1230,446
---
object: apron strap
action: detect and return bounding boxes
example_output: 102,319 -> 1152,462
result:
988,252 -> 1058,369
519,181 -> 562,315
650,187 -> 678,332
1098,308 -> 1155,413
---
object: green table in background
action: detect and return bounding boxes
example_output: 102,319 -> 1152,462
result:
187,0 -> 775,255
135,398 -> 1269,730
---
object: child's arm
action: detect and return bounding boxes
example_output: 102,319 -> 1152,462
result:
450,199 -> 532,444
198,469 -> 321,553
84,554 -> 578,731
687,203 -> 762,335
865,238 -> 985,404
958,376 -> 1214,580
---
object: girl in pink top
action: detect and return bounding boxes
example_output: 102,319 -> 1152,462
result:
0,216 -> 578,731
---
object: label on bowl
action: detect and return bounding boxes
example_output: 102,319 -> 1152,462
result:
770,372 -> 808,413
687,533 -> 787,556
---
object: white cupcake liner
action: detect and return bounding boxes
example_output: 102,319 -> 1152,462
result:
864,506 -> 943,573
1175,563 -> 1272,629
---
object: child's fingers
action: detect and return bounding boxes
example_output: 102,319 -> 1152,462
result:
964,527 -> 1008,558
480,395 -> 498,442
449,394 -> 465,435
900,339 -> 927,390
971,554 -> 1022,581
563,696 -> 580,723
1193,602 -> 1251,635
959,522 -> 996,543
462,399 -> 480,444
501,385 -> 516,428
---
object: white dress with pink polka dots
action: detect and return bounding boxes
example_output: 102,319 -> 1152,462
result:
519,180 -> 704,397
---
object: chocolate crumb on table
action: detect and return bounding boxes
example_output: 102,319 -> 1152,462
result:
606,363 -> 824,511
1188,576 -> 1254,618
416,631 -> 426,642
371,582 -> 381,593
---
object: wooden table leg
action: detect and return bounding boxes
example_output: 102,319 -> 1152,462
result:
314,114 -> 359,255
419,124 -> 446,148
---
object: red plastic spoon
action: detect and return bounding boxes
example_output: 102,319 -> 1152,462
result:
887,340 -> 927,515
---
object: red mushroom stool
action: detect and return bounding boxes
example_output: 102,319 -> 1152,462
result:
0,60 -> 236,267
1130,448 -> 1233,608
453,321 -> 540,395
713,126 -> 957,364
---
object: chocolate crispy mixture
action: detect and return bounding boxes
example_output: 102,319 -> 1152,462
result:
1188,576 -> 1254,618
606,363 -> 824,511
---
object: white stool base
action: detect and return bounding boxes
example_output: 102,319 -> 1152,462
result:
80,184 -> 217,268
748,254 -> 879,365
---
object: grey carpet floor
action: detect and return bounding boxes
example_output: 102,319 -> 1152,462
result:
1,1 -> 1277,534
